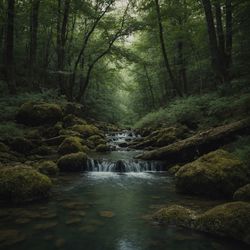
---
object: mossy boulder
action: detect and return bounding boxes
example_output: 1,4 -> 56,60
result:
57,152 -> 88,172
58,136 -> 87,155
233,184 -> 250,201
0,166 -> 52,203
195,202 -> 250,244
153,205 -> 196,227
0,142 -> 9,152
168,165 -> 182,175
63,114 -> 86,128
36,161 -> 59,176
71,124 -> 100,138
175,149 -> 248,198
8,137 -> 35,154
16,102 -> 63,126
96,144 -> 110,152
153,202 -> 250,245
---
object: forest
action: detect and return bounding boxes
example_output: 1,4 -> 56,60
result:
0,0 -> 250,250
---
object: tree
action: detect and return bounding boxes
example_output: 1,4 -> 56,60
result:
3,0 -> 16,94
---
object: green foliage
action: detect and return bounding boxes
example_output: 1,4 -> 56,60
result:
134,92 -> 250,129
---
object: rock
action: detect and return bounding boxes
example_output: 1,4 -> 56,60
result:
37,161 -> 59,176
168,165 -> 182,175
58,136 -> 87,155
63,114 -> 86,128
99,211 -> 114,218
43,136 -> 67,146
152,205 -> 196,227
0,166 -> 52,203
115,160 -> 126,172
63,102 -> 84,117
34,222 -> 57,230
16,102 -> 63,126
175,150 -> 248,198
0,229 -> 26,246
153,202 -> 250,245
118,142 -> 128,148
0,142 -> 9,152
195,202 -> 250,245
233,184 -> 250,201
136,119 -> 250,162
71,124 -> 100,138
57,152 -> 87,172
96,144 -> 109,152
8,137 -> 35,154
31,145 -> 55,156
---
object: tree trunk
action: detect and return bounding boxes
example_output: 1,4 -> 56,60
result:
225,0 -> 232,70
4,0 -> 16,94
144,64 -> 156,110
154,0 -> 183,97
29,0 -> 40,90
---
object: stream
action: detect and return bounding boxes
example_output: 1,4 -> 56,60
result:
0,131 -> 248,250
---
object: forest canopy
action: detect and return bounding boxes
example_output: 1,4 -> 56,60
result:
0,0 -> 249,125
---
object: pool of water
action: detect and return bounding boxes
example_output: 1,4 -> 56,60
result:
0,172 -> 248,250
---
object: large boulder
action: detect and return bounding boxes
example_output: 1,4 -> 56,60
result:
36,161 -> 59,176
96,144 -> 110,152
233,184 -> 250,201
57,152 -> 88,172
7,137 -> 35,155
195,202 -> 250,245
0,166 -> 52,203
71,124 -> 100,138
175,150 -> 249,198
58,136 -> 88,155
63,114 -> 86,128
153,202 -> 250,245
16,102 -> 63,126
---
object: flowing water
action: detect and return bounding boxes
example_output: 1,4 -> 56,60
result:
0,131 -> 248,250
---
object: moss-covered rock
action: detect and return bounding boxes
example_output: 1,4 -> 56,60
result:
175,149 -> 248,198
0,142 -> 9,152
233,184 -> 250,201
31,145 -> 55,156
16,102 -> 63,126
168,165 -> 182,175
153,205 -> 196,227
63,114 -> 86,128
71,124 -> 100,138
57,152 -> 87,172
8,137 -> 35,154
195,202 -> 250,245
58,136 -> 87,155
37,161 -> 59,176
0,166 -> 52,203
96,144 -> 109,152
153,202 -> 250,245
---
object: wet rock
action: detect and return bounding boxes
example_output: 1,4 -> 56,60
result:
0,229 -> 26,246
36,161 -> 58,176
175,150 -> 249,198
0,142 -> 9,152
0,166 -> 52,203
115,160 -> 126,172
54,238 -> 65,248
16,102 -> 63,126
65,217 -> 82,225
233,184 -> 250,201
118,142 -> 128,148
95,144 -> 109,152
168,165 -> 182,175
15,218 -> 31,224
57,152 -> 88,172
71,124 -> 100,138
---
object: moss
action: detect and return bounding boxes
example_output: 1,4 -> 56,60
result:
63,114 -> 86,128
195,202 -> 250,244
37,161 -> 59,176
168,165 -> 182,175
0,166 -> 52,203
16,102 -> 62,126
8,137 -> 35,155
175,149 -> 248,198
31,145 -> 55,156
233,184 -> 250,201
96,144 -> 109,152
0,142 -> 9,152
71,124 -> 100,138
153,205 -> 196,227
57,152 -> 88,172
58,136 -> 86,155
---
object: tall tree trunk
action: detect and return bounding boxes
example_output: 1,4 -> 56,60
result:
29,0 -> 40,90
144,64 -> 156,110
4,0 -> 16,94
154,0 -> 183,97
225,0 -> 232,70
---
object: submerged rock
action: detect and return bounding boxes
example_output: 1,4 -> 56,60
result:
57,152 -> 87,172
233,184 -> 250,201
16,102 -> 62,126
175,150 -> 248,198
0,166 -> 52,203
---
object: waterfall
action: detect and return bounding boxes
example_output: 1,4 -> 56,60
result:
85,159 -> 164,172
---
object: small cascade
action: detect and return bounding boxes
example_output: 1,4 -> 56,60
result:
86,159 -> 163,172
106,130 -> 140,150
